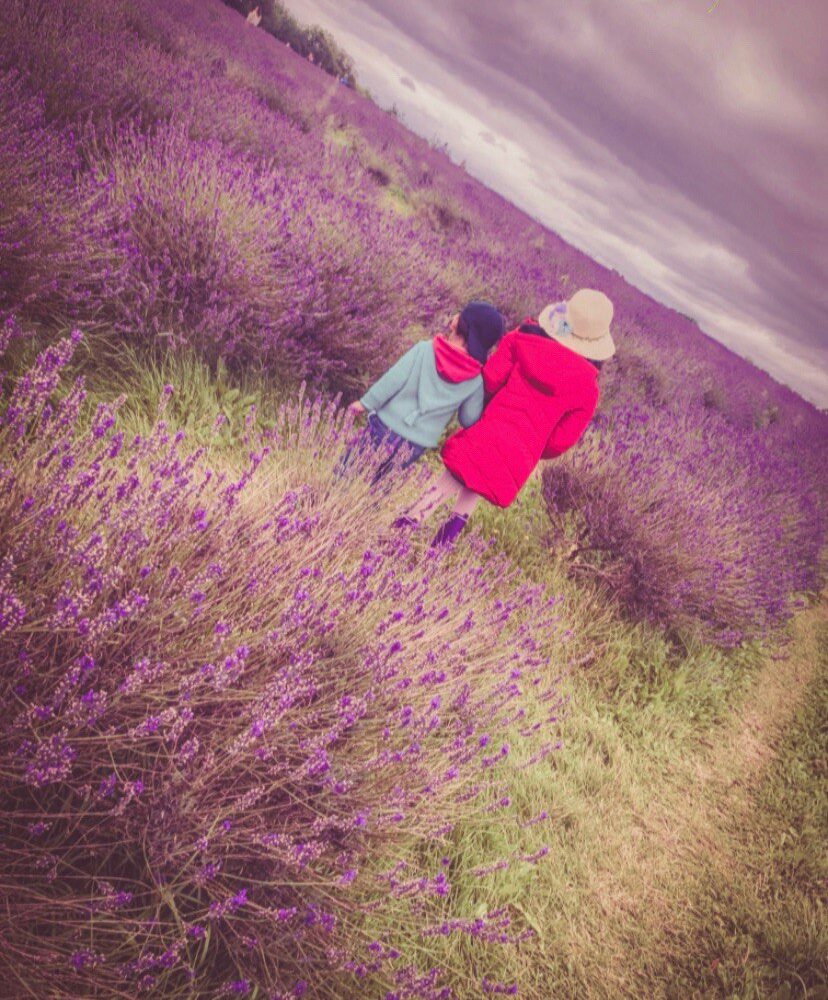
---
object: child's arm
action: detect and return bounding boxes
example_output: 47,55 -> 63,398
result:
360,343 -> 422,412
457,380 -> 485,428
482,332 -> 517,396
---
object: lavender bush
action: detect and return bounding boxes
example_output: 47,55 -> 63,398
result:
1,0 -> 308,157
0,70 -> 81,325
543,404 -> 823,645
76,122 -> 305,368
0,333 -> 562,998
76,120 -> 450,386
2,0 -> 461,391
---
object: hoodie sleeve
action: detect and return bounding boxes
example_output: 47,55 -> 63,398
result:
482,332 -> 517,396
542,407 -> 594,459
457,378 -> 485,428
360,342 -> 421,411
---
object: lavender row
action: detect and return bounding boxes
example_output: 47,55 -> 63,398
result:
543,404 -> 822,644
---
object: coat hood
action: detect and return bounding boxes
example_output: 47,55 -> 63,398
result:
513,329 -> 598,395
433,336 -> 483,383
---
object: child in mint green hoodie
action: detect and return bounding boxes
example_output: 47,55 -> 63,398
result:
347,302 -> 506,482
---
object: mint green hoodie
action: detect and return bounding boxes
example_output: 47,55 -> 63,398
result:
360,338 -> 485,448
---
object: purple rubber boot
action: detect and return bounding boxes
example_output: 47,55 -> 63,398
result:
429,513 -> 468,549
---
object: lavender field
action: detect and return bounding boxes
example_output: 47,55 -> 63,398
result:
1,1 -> 826,997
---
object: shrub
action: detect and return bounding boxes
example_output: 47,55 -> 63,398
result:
596,340 -> 671,414
414,191 -> 473,238
0,334 -> 562,998
219,0 -> 356,85
262,1 -> 356,85
0,70 -> 82,325
75,123 -> 451,390
284,173 -> 451,392
76,123 -> 306,371
1,0 -> 308,163
0,0 -> 142,125
543,404 -> 823,645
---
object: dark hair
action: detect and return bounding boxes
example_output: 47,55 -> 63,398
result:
518,321 -> 548,339
459,302 -> 506,364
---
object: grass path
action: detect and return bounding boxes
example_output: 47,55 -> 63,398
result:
709,594 -> 826,781
585,594 -> 827,998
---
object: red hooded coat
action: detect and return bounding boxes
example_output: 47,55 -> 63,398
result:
441,328 -> 600,508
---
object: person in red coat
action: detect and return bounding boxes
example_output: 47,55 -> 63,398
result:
400,289 -> 616,546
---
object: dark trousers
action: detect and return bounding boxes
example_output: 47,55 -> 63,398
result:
340,414 -> 426,484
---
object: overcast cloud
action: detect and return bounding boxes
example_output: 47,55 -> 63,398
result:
289,0 -> 828,406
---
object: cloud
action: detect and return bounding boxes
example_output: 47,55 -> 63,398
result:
288,0 -> 828,406
478,130 -> 505,151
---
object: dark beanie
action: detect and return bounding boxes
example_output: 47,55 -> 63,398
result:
460,301 -> 506,364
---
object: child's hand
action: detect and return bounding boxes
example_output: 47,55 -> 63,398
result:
348,400 -> 367,417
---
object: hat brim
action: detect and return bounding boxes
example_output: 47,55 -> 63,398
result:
537,303 -> 561,337
552,328 -> 616,361
538,302 -> 616,361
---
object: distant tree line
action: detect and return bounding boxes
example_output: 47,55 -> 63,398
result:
221,0 -> 356,86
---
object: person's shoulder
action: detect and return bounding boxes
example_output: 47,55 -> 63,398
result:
487,329 -> 519,357
398,339 -> 430,360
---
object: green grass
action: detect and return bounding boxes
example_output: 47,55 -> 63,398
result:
649,613 -> 828,1000
84,346 -> 286,445
381,183 -> 416,217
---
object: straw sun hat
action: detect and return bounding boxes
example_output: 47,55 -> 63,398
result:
538,289 -> 616,361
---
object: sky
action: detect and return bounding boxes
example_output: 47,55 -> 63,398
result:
287,0 -> 828,408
